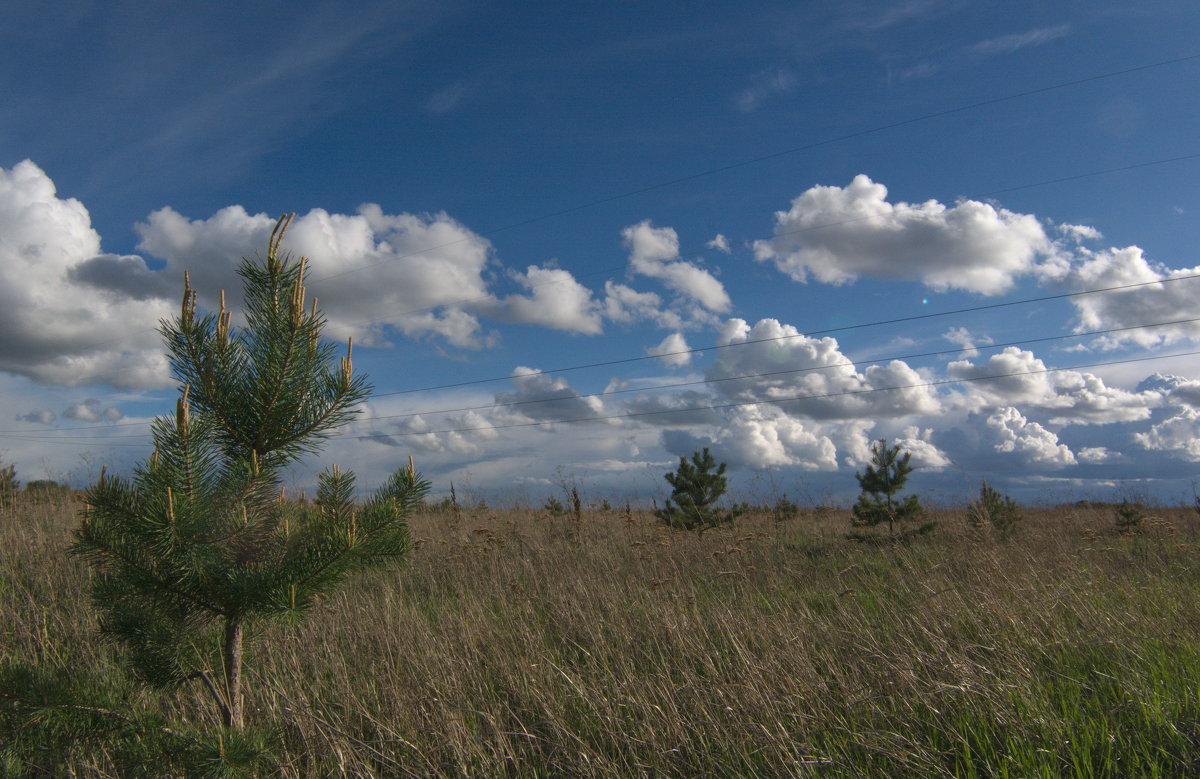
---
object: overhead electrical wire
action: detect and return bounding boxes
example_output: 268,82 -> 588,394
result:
300,149 -> 1200,329
336,349 -> 1200,442
308,52 -> 1200,287
6,58 -> 1197,449
344,317 -> 1200,424
373,272 -> 1200,396
3,319 -> 1196,447
10,272 -> 1199,437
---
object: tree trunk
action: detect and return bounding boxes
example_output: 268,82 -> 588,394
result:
223,617 -> 244,729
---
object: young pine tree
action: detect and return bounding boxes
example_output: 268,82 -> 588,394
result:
655,447 -> 742,531
967,480 -> 1022,540
73,215 -> 429,731
851,439 -> 924,536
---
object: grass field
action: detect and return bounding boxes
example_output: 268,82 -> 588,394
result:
3,491 -> 1200,776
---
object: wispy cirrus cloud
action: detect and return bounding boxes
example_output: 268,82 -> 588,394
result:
969,24 -> 1071,58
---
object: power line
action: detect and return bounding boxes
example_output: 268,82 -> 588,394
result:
340,350 -> 1200,442
305,149 -> 1200,329
350,317 -> 1200,424
8,272 -> 1199,438
4,336 -> 1196,450
374,272 -> 1200,396
308,52 -> 1200,288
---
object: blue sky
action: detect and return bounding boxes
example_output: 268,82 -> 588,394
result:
2,0 -> 1199,506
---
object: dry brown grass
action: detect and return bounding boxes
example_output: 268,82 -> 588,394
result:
4,494 -> 1200,776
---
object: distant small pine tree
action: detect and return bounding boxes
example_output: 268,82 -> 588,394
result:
655,448 -> 741,531
851,439 -> 925,537
1115,500 -> 1143,534
0,460 -> 17,511
967,480 -> 1022,540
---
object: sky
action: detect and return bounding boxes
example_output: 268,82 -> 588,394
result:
2,0 -> 1199,507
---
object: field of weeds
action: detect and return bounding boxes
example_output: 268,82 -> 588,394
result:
4,492 -> 1200,776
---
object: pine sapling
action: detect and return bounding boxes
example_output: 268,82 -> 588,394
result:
655,447 -> 741,531
72,215 -> 429,731
851,439 -> 926,537
967,480 -> 1022,540
1115,500 -> 1143,534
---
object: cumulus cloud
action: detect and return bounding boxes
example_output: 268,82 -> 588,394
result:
984,407 -> 1075,467
894,426 -> 952,469
707,318 -> 941,420
16,409 -> 55,425
496,265 -> 604,334
493,367 -> 606,424
1058,246 -> 1200,347
943,326 -> 991,358
622,221 -> 731,312
366,410 -> 496,456
0,160 -> 173,387
602,282 -> 680,329
664,406 -> 839,470
752,175 -> 1054,294
647,332 -> 691,368
1077,446 -> 1126,464
63,399 -> 124,422
947,347 -> 1156,424
1134,408 -> 1200,461
135,203 -> 497,348
623,390 -> 722,428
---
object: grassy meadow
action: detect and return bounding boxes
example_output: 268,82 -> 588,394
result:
3,489 -> 1200,776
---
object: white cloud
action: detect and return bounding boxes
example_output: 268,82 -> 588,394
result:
63,399 -> 124,423
365,411 -> 493,456
493,367 -> 607,424
707,318 -> 941,420
942,326 -> 991,358
622,221 -> 731,312
752,175 -> 1054,295
894,426 -> 952,469
969,25 -> 1070,57
1077,446 -> 1126,464
602,282 -> 680,329
706,234 -> 731,253
984,407 -> 1075,467
134,203 -> 497,348
1059,223 -> 1102,243
664,407 -> 839,470
0,160 -> 173,388
1060,246 -> 1200,347
1134,408 -> 1200,461
497,265 -> 604,335
947,347 -> 1156,424
647,332 -> 691,368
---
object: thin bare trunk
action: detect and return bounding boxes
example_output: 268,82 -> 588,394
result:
223,618 -> 244,729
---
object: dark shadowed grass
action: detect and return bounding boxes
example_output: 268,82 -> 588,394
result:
4,495 -> 1200,776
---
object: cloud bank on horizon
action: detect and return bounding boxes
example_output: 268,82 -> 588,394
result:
3,157 -> 1199,500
